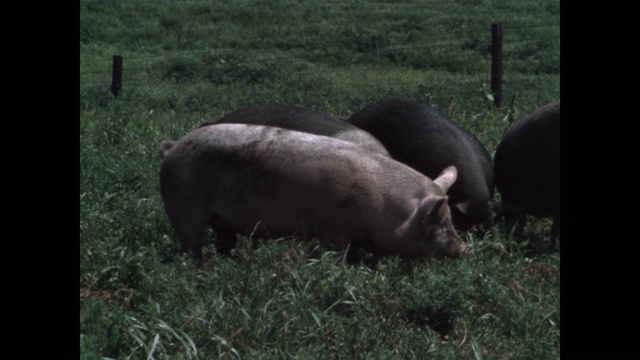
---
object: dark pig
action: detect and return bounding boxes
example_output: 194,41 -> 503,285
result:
493,100 -> 560,248
200,104 -> 389,156
347,100 -> 494,231
159,124 -> 466,262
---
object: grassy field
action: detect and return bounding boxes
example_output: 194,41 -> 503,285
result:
80,0 -> 560,358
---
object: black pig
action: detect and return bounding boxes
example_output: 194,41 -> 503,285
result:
347,100 -> 494,231
493,100 -> 560,248
200,104 -> 389,156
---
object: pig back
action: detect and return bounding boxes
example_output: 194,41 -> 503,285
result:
200,104 -> 389,156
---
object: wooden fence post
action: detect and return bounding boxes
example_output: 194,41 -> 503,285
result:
491,23 -> 502,108
111,55 -> 123,97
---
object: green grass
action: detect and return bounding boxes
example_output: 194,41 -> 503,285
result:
80,0 -> 559,358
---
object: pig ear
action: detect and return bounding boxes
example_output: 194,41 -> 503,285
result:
433,166 -> 457,193
421,196 -> 449,225
453,201 -> 470,216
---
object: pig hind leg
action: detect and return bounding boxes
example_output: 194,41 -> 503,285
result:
173,218 -> 206,260
207,215 -> 241,256
164,201 -> 212,261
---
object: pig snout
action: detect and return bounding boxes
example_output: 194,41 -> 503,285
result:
439,226 -> 467,259
446,239 -> 467,259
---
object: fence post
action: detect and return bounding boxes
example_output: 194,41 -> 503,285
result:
491,23 -> 502,108
111,55 -> 123,97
